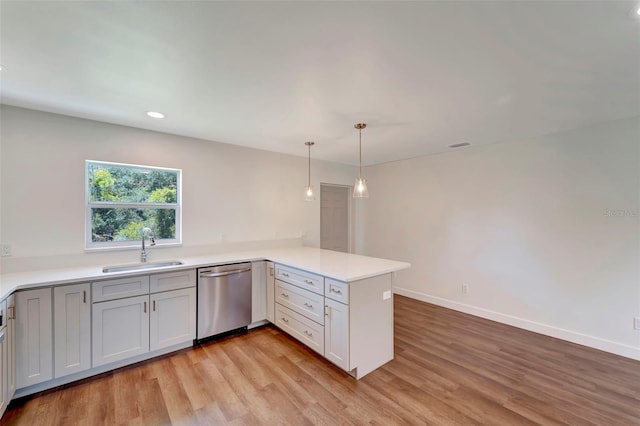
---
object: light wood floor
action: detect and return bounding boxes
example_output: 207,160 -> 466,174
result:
3,295 -> 639,425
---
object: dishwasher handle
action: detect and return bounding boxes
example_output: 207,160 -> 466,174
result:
199,267 -> 252,278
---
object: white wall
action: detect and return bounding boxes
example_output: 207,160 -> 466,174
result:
361,116 -> 640,359
0,106 -> 357,272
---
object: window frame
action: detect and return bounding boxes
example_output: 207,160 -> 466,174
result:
85,160 -> 182,251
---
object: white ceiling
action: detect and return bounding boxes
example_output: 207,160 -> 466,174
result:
1,1 -> 639,166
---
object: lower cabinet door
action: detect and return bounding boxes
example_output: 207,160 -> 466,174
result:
266,262 -> 275,322
92,295 -> 150,367
0,327 -> 8,416
16,288 -> 53,388
7,294 -> 16,400
150,287 -> 196,351
54,283 -> 91,378
324,298 -> 349,371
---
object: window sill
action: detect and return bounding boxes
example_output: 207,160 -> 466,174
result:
84,242 -> 183,253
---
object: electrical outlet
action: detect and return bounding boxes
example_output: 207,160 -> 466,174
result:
462,284 -> 469,294
1,245 -> 11,257
383,290 -> 391,300
634,317 -> 640,330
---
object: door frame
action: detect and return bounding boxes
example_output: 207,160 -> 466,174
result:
320,183 -> 355,253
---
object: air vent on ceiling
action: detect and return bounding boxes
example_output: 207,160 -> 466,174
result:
448,142 -> 471,148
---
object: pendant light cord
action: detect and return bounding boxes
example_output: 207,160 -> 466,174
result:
359,128 -> 363,179
308,143 -> 311,186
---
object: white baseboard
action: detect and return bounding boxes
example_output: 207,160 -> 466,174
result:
394,287 -> 640,361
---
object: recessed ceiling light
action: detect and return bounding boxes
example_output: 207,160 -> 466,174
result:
637,6 -> 640,15
146,111 -> 165,119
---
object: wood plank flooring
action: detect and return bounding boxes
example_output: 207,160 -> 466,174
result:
2,295 -> 639,425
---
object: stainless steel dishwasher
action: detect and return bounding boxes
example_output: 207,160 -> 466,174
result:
197,262 -> 252,340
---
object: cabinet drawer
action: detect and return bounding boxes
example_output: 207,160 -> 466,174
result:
275,304 -> 324,356
276,280 -> 324,325
92,276 -> 150,302
325,279 -> 349,304
150,269 -> 196,293
275,265 -> 324,295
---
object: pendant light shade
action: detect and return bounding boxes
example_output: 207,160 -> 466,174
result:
353,123 -> 369,198
304,141 -> 315,201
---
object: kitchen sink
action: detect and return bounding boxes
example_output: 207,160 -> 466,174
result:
102,260 -> 183,273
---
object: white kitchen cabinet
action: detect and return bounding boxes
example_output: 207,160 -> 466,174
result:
150,287 -> 196,351
324,298 -> 349,371
54,283 -> 91,378
0,299 -> 8,416
251,261 -> 267,323
92,294 -> 149,367
274,263 -> 394,379
150,269 -> 196,293
16,288 -> 53,388
266,262 -> 275,322
6,294 -> 16,401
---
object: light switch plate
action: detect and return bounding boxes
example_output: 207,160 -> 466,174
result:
383,290 -> 391,300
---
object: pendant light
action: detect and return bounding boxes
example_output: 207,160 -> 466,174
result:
353,123 -> 369,198
304,141 -> 315,201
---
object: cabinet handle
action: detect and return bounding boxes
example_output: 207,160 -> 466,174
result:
304,279 -> 313,284
7,306 -> 15,320
281,317 -> 289,323
304,330 -> 313,337
325,305 -> 329,316
269,267 -> 274,277
144,301 -> 147,313
282,272 -> 290,277
83,290 -> 87,303
331,288 -> 343,294
304,302 -> 313,308
153,300 -> 156,311
281,293 -> 289,298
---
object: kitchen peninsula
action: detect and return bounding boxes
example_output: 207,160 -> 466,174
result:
0,246 -> 410,417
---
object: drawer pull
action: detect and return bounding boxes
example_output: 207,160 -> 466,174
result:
281,317 -> 289,323
304,302 -> 313,308
304,279 -> 313,284
144,301 -> 147,313
281,293 -> 289,298
83,290 -> 87,303
330,288 -> 343,294
282,272 -> 290,277
304,330 -> 313,337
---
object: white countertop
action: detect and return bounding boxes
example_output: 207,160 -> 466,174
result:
0,247 -> 410,300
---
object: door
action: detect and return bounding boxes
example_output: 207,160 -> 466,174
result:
16,288 -> 53,388
92,295 -> 149,367
325,298 -> 349,371
320,185 -> 350,252
150,288 -> 196,351
54,283 -> 91,378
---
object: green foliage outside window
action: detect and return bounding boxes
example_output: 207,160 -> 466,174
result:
87,162 -> 180,244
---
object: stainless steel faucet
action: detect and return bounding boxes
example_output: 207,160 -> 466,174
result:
140,227 -> 156,262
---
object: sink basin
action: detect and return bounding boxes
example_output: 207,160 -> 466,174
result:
102,260 -> 183,273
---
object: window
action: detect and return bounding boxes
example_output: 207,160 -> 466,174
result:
86,160 -> 181,249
